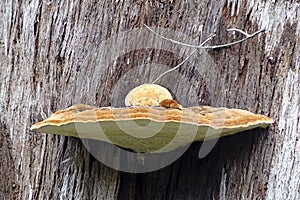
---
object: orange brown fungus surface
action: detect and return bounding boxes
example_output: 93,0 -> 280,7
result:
31,104 -> 273,132
160,99 -> 183,110
30,104 -> 273,152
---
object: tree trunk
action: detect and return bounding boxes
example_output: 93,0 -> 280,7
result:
1,0 -> 299,199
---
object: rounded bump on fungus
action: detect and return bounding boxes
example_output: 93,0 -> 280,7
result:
160,99 -> 183,110
134,97 -> 159,106
125,84 -> 172,106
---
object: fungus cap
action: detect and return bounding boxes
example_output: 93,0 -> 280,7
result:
30,104 -> 273,153
125,84 -> 172,106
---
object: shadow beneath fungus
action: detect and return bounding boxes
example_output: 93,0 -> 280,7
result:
117,127 -> 269,200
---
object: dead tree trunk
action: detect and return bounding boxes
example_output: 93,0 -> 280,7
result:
1,0 -> 299,199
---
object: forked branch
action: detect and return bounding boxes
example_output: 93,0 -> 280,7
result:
144,24 -> 265,83
144,24 -> 265,49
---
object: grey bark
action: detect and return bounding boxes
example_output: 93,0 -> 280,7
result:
0,0 -> 299,199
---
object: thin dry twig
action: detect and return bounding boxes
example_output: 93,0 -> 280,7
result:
61,158 -> 71,164
144,24 -> 265,49
145,24 -> 265,83
151,36 -> 213,84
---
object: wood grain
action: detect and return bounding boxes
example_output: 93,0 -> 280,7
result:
0,0 -> 299,199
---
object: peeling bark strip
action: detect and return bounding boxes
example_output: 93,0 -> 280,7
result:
0,0 -> 299,199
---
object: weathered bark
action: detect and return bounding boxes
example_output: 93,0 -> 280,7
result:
0,0 -> 299,199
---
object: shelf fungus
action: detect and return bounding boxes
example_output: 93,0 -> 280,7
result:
31,84 -> 273,153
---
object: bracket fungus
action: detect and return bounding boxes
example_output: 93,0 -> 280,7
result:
31,84 -> 273,153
